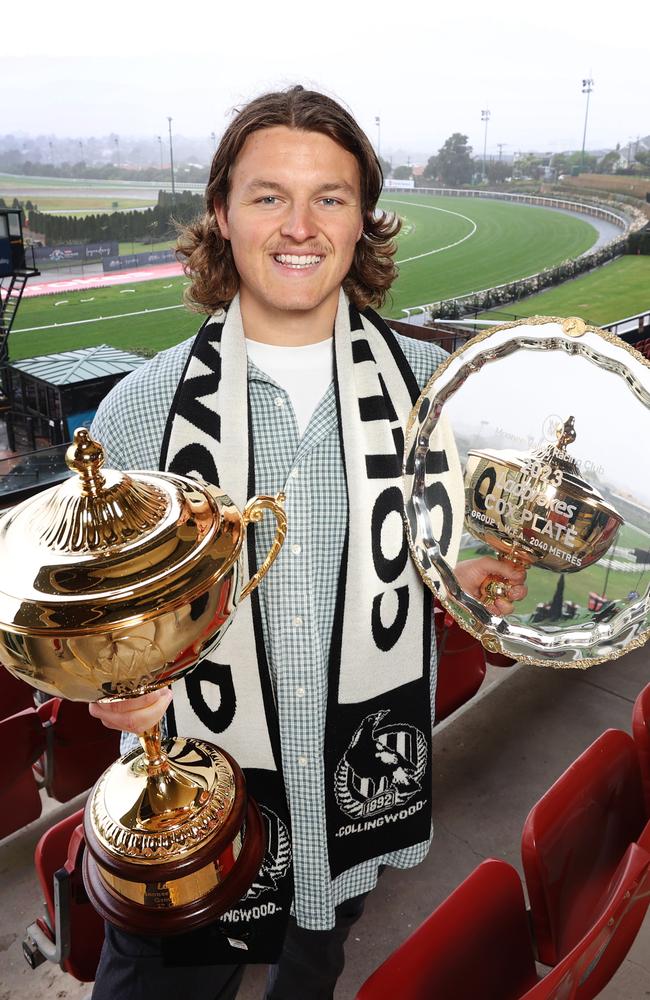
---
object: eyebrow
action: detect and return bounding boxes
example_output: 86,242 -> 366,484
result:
245,179 -> 358,197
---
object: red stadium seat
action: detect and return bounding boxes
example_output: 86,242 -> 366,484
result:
434,605 -> 486,722
0,667 -> 36,721
35,698 -> 120,802
632,682 -> 650,817
23,806 -> 104,982
635,338 -> 650,360
356,860 -> 538,1000
522,728 -> 650,968
484,649 -> 517,667
0,707 -> 46,839
355,853 -> 650,1000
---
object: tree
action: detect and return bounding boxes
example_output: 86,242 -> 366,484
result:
596,150 -> 620,174
392,164 -> 412,180
435,134 -> 473,187
423,154 -> 438,180
634,150 -> 650,173
486,161 -> 510,184
514,153 -> 545,180
378,155 -> 391,178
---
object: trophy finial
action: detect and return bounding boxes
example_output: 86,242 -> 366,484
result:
556,416 -> 576,451
65,427 -> 106,496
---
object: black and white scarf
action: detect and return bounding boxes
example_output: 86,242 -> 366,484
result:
158,290 -> 461,964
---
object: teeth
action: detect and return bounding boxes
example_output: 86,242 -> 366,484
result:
274,254 -> 322,267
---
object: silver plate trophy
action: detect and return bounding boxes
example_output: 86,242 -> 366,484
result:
403,316 -> 650,667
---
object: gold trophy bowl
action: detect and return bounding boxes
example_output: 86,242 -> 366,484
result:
0,428 -> 287,935
465,416 -> 624,602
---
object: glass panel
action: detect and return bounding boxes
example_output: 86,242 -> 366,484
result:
7,212 -> 21,237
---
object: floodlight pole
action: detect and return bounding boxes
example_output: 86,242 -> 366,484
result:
167,116 -> 176,206
580,78 -> 594,171
156,135 -> 163,170
375,116 -> 381,159
481,109 -> 490,182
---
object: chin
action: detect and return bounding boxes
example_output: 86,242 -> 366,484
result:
267,288 -> 334,314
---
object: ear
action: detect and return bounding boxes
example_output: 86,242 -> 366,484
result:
213,197 -> 230,240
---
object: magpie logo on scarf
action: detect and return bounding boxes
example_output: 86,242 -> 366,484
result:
158,290 -> 462,962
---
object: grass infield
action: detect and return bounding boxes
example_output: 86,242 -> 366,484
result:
479,256 -> 650,326
11,194 -> 606,359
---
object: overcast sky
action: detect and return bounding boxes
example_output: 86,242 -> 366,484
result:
6,0 -> 649,160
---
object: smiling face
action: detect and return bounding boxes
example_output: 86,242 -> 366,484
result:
214,126 -> 364,335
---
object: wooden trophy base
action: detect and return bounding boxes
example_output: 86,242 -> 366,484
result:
82,744 -> 266,936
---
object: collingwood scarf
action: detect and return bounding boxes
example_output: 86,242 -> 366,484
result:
158,290 -> 462,964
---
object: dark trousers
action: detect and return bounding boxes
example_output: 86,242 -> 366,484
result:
91,892 -> 368,1000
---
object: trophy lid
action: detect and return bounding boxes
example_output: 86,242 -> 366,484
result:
0,428 -> 243,636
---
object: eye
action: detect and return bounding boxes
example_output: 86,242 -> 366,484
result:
319,197 -> 341,207
255,195 -> 280,206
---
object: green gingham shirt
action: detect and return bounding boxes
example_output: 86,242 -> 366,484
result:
91,325 -> 447,930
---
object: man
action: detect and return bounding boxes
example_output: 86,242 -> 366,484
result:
89,85 -> 526,1000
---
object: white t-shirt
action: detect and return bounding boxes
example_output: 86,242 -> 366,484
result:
245,337 -> 334,437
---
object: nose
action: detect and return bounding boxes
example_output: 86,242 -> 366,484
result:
280,200 -> 318,243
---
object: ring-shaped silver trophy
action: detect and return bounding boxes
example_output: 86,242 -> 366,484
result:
403,316 -> 650,667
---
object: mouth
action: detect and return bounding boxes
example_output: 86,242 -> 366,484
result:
272,253 -> 323,270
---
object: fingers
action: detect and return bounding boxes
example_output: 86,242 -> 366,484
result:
89,687 -> 173,735
489,582 -> 528,616
494,559 -> 527,585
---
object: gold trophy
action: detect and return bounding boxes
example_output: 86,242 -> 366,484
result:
465,415 -> 624,604
0,428 -> 287,935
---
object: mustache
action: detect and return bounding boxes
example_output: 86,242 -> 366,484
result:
268,244 -> 329,255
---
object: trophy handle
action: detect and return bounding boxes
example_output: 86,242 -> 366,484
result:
240,493 -> 287,600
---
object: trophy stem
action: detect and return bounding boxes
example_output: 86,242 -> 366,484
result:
139,723 -> 168,772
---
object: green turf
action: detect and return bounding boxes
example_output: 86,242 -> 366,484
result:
10,195 -> 602,358
479,257 -> 650,326
31,197 -> 156,214
617,522 -> 650,549
379,194 -> 597,318
11,278 -> 198,359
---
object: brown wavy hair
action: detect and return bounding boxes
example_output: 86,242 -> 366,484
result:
176,85 -> 400,313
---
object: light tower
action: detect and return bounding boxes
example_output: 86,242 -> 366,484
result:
580,78 -> 594,171
481,109 -> 491,182
167,117 -> 176,204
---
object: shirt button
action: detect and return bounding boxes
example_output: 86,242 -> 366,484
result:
274,396 -> 285,408
291,543 -> 302,556
292,615 -> 303,627
290,467 -> 300,478
295,686 -> 305,698
297,755 -> 308,767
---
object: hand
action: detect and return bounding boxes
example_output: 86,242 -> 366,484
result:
454,556 -> 528,616
88,687 -> 173,735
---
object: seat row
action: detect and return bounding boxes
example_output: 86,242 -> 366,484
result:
0,668 -> 120,840
356,682 -> 650,999
19,680 -> 650,993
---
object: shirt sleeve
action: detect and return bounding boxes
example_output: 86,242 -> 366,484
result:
393,330 -> 449,393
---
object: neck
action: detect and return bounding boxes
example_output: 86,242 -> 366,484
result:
239,286 -> 340,346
